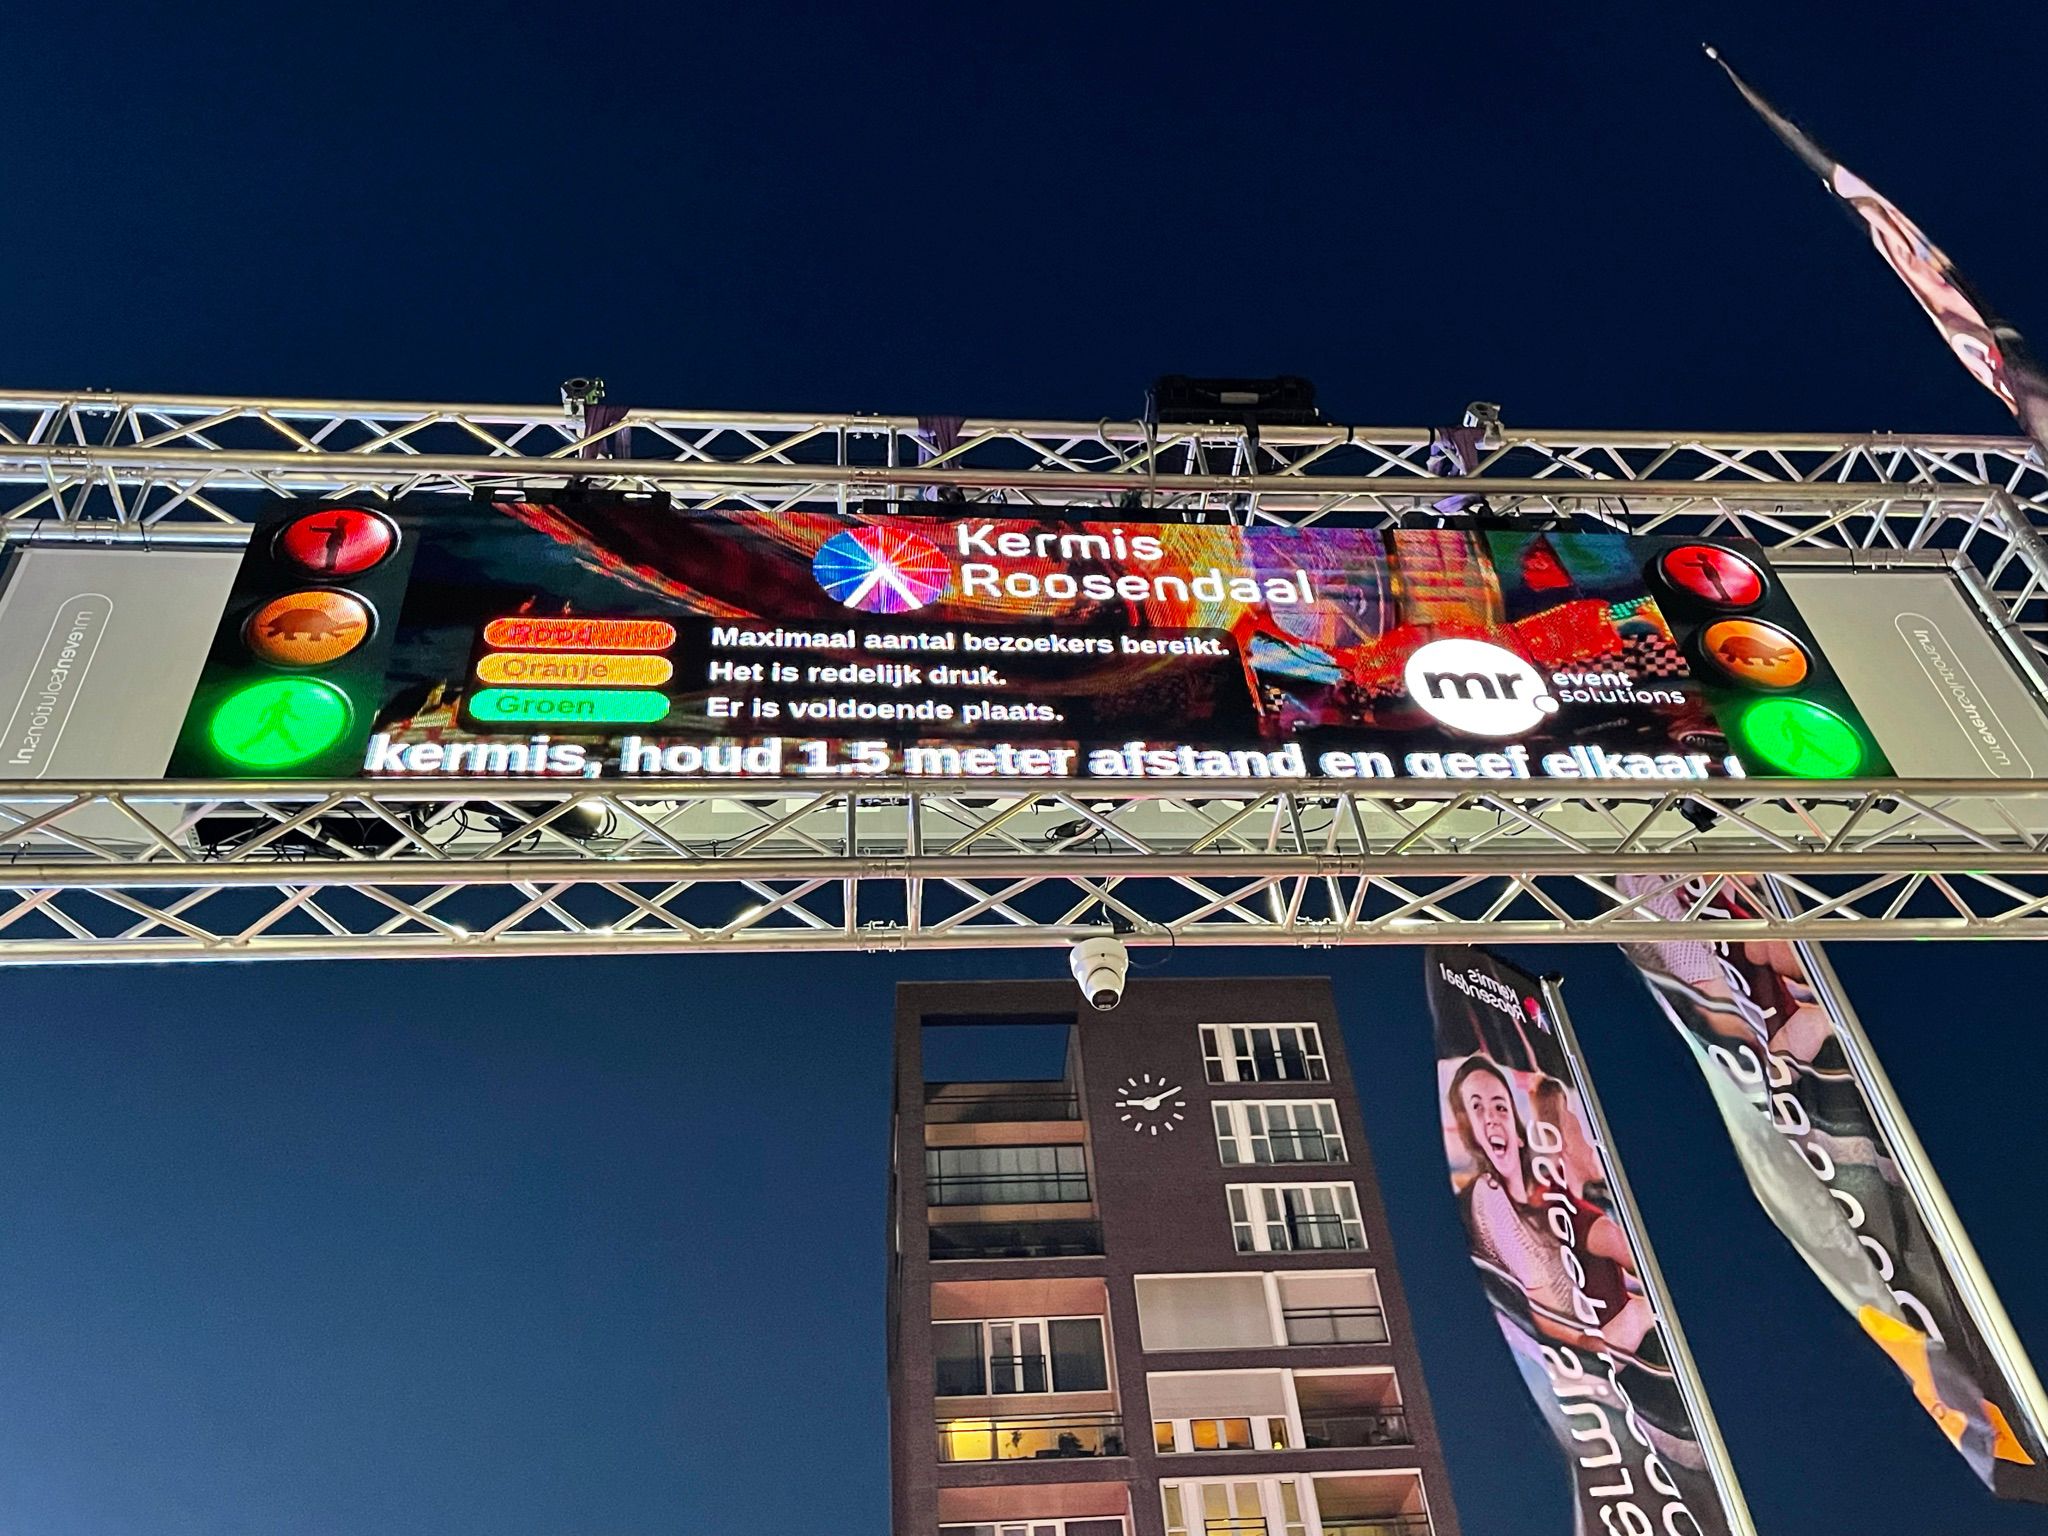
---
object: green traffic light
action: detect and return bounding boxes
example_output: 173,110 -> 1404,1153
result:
1735,697 -> 1864,778
207,677 -> 352,769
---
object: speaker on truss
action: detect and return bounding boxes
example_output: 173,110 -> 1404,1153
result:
1148,375 -> 1320,428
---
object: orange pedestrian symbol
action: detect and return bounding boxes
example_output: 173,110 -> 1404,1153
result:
246,590 -> 373,666
1702,618 -> 1809,689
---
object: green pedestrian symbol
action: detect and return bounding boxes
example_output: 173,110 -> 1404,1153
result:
208,678 -> 351,769
1736,697 -> 1864,778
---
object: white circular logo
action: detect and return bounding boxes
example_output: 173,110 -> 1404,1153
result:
1403,637 -> 1560,737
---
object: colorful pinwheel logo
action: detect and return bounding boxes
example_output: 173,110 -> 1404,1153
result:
812,526 -> 949,614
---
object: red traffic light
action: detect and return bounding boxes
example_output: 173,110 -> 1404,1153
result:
1656,544 -> 1763,608
277,507 -> 396,577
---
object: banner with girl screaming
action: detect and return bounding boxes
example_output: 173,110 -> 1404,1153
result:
1427,945 -> 1738,1536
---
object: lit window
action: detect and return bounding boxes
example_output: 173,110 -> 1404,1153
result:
1161,1479 -> 1308,1536
1194,1417 -> 1251,1452
1154,1416 -> 1289,1453
935,1413 -> 1124,1462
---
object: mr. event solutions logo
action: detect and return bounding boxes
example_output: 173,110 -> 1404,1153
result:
1403,636 -> 1560,737
812,525 -> 950,614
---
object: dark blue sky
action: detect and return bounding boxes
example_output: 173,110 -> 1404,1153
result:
4,3 -> 2048,1534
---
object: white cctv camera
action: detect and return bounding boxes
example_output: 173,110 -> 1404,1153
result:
1070,934 -> 1130,1012
1463,400 -> 1506,452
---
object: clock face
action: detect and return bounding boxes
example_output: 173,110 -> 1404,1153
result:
1114,1073 -> 1187,1136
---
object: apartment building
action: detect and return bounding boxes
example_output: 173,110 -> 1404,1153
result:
888,978 -> 1460,1536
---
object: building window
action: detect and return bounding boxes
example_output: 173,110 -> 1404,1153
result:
927,1144 -> 1089,1206
936,1412 -> 1125,1462
1226,1183 -> 1366,1253
1201,1024 -> 1328,1084
1154,1415 -> 1291,1453
933,1316 -> 1110,1396
935,1321 -> 990,1396
1161,1478 -> 1309,1536
1213,1100 -> 1347,1165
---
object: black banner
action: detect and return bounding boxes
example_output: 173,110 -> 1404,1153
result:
1620,876 -> 2048,1501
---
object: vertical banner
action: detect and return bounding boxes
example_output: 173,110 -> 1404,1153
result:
1708,47 -> 2048,458
1619,876 -> 2048,1501
1426,946 -> 1740,1536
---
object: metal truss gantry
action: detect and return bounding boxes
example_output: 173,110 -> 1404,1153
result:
2,386 -> 2047,962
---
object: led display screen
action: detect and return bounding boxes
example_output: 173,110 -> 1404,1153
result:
166,496 -> 1890,783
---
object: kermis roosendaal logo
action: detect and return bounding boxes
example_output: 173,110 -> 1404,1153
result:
1403,637 -> 1561,736
812,526 -> 950,614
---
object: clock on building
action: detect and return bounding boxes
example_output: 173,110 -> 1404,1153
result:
1114,1073 -> 1187,1135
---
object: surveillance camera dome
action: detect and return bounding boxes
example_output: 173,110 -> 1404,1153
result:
1069,934 -> 1130,1011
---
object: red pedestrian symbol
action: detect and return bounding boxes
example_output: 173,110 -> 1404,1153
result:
1657,544 -> 1764,607
278,508 -> 396,576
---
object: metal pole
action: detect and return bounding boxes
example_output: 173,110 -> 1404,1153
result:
1766,894 -> 2048,1454
1537,972 -> 1761,1536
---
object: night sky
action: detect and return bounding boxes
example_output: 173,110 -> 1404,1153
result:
4,4 -> 2048,1534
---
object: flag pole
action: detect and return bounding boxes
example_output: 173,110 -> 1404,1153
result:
1702,46 -> 1833,179
1538,972 -> 1761,1536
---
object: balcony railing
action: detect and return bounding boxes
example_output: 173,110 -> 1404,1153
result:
927,1170 -> 1091,1206
972,1352 -> 1051,1394
1285,1214 -> 1364,1251
930,1220 -> 1105,1260
925,1086 -> 1080,1124
1237,1213 -> 1365,1253
1300,1410 -> 1412,1449
1236,1048 -> 1328,1083
1283,1305 -> 1389,1346
1193,1522 -> 1428,1536
937,1412 -> 1125,1462
1262,1128 -> 1344,1163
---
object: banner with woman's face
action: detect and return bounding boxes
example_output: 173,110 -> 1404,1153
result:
1427,945 -> 1735,1536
